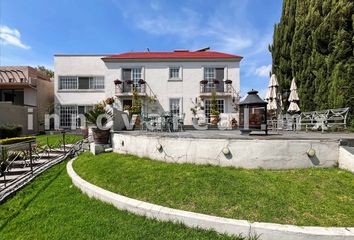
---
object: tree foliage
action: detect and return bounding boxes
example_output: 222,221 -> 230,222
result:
35,65 -> 54,78
270,0 -> 353,119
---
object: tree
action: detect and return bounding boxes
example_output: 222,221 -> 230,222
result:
270,0 -> 353,123
36,65 -> 54,78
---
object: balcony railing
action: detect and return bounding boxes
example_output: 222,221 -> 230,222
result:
115,80 -> 146,95
200,81 -> 233,95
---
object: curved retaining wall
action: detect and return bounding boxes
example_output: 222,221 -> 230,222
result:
67,159 -> 354,240
112,133 -> 339,169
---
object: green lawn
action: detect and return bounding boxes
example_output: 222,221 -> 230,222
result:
35,133 -> 83,148
73,152 -> 354,227
0,161 -> 243,240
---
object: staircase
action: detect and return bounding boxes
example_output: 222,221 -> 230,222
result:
0,140 -> 87,202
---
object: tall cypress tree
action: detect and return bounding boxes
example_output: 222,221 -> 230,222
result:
271,0 -> 353,124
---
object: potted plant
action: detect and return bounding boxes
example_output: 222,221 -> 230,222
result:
84,102 -> 112,144
210,90 -> 220,125
124,90 -> 142,129
190,107 -> 199,125
105,97 -> 114,105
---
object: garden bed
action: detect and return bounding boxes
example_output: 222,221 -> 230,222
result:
73,152 -> 354,227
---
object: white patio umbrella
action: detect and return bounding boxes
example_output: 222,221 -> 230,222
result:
265,74 -> 279,111
287,78 -> 300,112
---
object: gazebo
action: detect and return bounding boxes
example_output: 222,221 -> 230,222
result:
239,90 -> 268,135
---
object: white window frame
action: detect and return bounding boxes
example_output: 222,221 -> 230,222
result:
58,76 -> 105,91
168,66 -> 182,81
59,76 -> 78,90
60,105 -> 93,128
59,105 -> 78,128
204,99 -> 225,123
89,76 -> 105,90
169,98 -> 182,116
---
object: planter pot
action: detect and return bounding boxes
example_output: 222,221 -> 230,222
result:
131,114 -> 141,130
210,115 -> 219,125
82,128 -> 89,138
92,128 -> 110,144
192,117 -> 199,126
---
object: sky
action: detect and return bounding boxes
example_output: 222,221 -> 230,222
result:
0,0 -> 282,97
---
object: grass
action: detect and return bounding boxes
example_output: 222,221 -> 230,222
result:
0,161 -> 244,240
35,133 -> 83,148
73,152 -> 354,227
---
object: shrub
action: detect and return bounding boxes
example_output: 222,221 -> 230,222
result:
0,136 -> 35,145
0,125 -> 22,139
84,102 -> 112,127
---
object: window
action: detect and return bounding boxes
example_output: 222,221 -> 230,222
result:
122,99 -> 132,111
203,67 -> 224,92
60,105 -> 93,128
169,67 -> 181,80
204,99 -> 225,123
132,68 -> 142,91
60,106 -> 77,128
89,77 -> 105,89
59,76 -> 104,90
204,68 -> 215,92
169,98 -> 182,116
0,89 -> 24,105
122,68 -> 143,93
59,76 -> 78,90
204,68 -> 215,80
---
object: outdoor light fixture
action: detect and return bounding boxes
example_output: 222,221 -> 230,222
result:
156,144 -> 162,151
120,140 -> 124,146
307,148 -> 316,157
222,147 -> 230,155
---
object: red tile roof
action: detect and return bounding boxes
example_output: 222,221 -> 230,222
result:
102,51 -> 242,60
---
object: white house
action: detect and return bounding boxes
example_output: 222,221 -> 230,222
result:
54,49 -> 242,128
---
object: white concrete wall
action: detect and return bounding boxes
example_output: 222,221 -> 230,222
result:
54,55 -> 241,125
105,61 -> 240,125
54,55 -> 108,107
338,147 -> 354,173
112,133 -> 339,169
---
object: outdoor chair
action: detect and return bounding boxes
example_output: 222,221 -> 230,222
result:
177,113 -> 185,131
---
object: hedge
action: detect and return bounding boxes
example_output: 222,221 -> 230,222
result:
0,125 -> 22,139
0,136 -> 35,145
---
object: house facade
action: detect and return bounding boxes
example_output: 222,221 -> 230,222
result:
54,50 -> 242,128
0,66 -> 54,134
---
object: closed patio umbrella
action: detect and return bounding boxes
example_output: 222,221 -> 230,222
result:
265,74 -> 279,111
287,78 -> 300,112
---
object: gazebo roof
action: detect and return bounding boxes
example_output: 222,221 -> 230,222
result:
239,90 -> 267,106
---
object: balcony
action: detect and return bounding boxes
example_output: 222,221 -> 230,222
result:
115,80 -> 147,96
199,79 -> 233,97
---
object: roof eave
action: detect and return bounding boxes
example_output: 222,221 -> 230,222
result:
101,57 -> 243,62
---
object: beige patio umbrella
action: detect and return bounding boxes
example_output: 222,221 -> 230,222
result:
265,74 -> 279,111
287,78 -> 300,112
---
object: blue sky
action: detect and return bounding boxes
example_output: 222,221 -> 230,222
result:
0,0 -> 282,97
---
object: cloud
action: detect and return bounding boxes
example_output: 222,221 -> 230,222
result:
0,25 -> 30,49
255,64 -> 272,77
150,1 -> 160,10
114,1 -> 254,53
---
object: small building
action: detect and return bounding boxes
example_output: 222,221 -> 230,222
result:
54,49 -> 242,128
0,66 -> 54,134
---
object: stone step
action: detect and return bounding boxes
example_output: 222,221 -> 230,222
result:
10,159 -> 48,168
0,174 -> 21,183
5,167 -> 32,175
